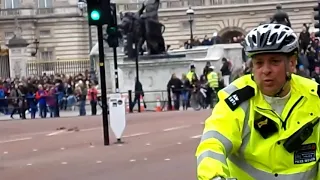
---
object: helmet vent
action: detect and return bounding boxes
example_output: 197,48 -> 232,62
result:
269,33 -> 277,44
252,35 -> 257,44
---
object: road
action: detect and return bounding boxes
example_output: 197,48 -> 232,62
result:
0,110 -> 211,180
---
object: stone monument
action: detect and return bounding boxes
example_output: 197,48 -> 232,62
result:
6,17 -> 29,79
118,0 -> 167,58
270,4 -> 291,27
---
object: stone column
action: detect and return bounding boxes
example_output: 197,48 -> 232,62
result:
6,35 -> 29,79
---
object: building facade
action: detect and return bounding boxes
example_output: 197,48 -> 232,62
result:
0,0 -> 316,76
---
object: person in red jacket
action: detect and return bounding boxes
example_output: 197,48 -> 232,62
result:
35,84 -> 48,118
87,83 -> 98,115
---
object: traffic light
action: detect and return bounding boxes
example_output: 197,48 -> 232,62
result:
86,0 -> 111,26
106,3 -> 120,48
314,2 -> 320,37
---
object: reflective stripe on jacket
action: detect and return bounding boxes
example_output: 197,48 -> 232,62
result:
196,74 -> 320,180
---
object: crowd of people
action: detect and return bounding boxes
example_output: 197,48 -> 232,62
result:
183,33 -> 245,49
0,71 -> 99,120
167,58 -> 232,110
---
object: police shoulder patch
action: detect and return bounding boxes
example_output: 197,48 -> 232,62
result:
224,85 -> 255,111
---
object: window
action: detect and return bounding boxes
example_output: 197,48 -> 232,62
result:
40,51 -> 53,61
38,0 -> 53,8
4,32 -> 14,38
4,0 -> 20,9
39,30 -> 51,37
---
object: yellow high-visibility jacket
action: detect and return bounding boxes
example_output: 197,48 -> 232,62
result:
207,71 -> 219,88
196,74 -> 320,180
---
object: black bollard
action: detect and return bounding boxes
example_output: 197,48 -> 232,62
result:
55,93 -> 60,117
21,95 -> 26,119
167,88 -> 172,111
128,90 -> 133,113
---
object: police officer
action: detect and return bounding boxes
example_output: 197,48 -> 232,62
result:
196,24 -> 320,180
206,66 -> 219,108
187,65 -> 197,83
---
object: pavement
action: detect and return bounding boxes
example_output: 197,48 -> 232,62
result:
0,106 -> 103,121
0,109 -> 211,180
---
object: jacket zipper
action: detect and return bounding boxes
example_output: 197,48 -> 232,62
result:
256,106 -> 282,123
256,96 -> 304,130
282,96 -> 304,130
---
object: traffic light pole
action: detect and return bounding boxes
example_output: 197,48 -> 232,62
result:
113,47 -> 120,93
135,43 -> 141,113
97,24 -> 110,146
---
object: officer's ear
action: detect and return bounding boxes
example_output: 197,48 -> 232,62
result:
287,50 -> 298,73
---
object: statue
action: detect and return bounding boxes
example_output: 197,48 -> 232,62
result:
118,0 -> 166,58
270,4 -> 291,27
13,17 -> 22,38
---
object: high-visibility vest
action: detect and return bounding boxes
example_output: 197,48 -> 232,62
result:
207,71 -> 218,88
196,74 -> 320,180
187,71 -> 194,82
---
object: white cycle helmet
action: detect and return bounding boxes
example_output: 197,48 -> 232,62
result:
244,24 -> 299,58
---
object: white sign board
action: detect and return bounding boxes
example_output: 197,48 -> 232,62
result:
109,97 -> 126,139
9,47 -> 27,78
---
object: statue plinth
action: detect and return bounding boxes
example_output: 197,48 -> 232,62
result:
6,36 -> 29,79
123,53 -> 186,61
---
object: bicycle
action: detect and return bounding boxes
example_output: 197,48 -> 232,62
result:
190,85 -> 218,111
190,85 -> 208,111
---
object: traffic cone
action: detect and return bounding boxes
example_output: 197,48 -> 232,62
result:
155,96 -> 161,112
139,95 -> 145,112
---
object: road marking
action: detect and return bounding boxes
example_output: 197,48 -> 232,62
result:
96,161 -> 102,164
122,132 -> 150,138
3,151 -> 8,154
90,145 -> 95,148
0,137 -> 32,144
33,149 -> 38,152
46,130 -> 65,136
144,158 -> 148,160
163,125 -> 190,132
27,163 -> 32,166
145,143 -> 151,146
164,158 -> 171,161
200,122 -> 205,125
190,135 -> 202,139
129,159 -> 136,162
60,147 -> 65,150
61,162 -> 68,165
81,127 -> 102,132
177,142 -> 182,145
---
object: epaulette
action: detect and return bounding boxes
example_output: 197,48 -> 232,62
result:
224,85 -> 255,111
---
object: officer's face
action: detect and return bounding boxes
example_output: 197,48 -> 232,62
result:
252,53 -> 295,96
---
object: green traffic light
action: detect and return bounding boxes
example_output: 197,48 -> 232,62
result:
109,27 -> 116,32
91,10 -> 100,20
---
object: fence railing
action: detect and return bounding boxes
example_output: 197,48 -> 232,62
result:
26,59 -> 90,76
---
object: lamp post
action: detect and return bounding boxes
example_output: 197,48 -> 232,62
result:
31,39 -> 39,56
78,0 -> 95,80
186,6 -> 194,46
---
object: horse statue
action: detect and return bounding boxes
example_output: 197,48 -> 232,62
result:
118,0 -> 166,57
